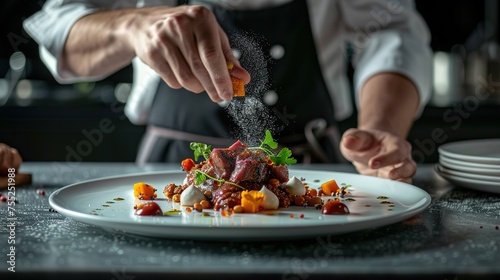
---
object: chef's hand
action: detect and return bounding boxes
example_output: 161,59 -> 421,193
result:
129,5 -> 250,102
0,143 -> 22,176
340,128 -> 416,184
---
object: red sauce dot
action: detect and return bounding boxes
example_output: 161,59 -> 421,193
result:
134,202 -> 163,216
321,200 -> 350,215
299,214 -> 304,219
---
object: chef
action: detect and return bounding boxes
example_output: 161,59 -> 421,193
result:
23,0 -> 432,183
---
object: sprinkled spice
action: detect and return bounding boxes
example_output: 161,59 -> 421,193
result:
290,214 -> 295,218
105,201 -> 115,204
345,198 -> 356,202
380,201 -> 393,205
377,196 -> 389,200
102,205 -> 110,207
365,204 -> 371,207
201,213 -> 211,217
113,197 -> 125,201
299,214 -> 304,218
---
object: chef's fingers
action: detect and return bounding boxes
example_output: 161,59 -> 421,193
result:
218,26 -> 251,85
0,145 -> 12,174
161,10 -> 215,95
368,140 -> 412,169
10,147 -> 22,170
190,6 -> 233,101
340,129 -> 382,166
388,159 -> 416,181
341,129 -> 375,152
0,143 -> 22,174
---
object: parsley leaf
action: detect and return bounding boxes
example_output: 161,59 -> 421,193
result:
190,142 -> 212,161
194,171 -> 207,185
253,130 -> 296,166
270,147 -> 297,165
261,130 -> 278,149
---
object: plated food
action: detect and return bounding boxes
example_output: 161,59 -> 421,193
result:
133,130 -> 350,216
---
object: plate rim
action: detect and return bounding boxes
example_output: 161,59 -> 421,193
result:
434,165 -> 500,194
436,164 -> 500,182
438,139 -> 500,164
439,155 -> 500,170
49,169 -> 432,240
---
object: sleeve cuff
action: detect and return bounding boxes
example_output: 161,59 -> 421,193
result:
353,31 -> 433,117
23,3 -> 99,83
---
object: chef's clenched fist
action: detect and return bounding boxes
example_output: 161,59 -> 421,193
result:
0,143 -> 22,176
340,128 -> 416,184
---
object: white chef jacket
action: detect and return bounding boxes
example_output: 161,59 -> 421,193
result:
23,0 -> 432,125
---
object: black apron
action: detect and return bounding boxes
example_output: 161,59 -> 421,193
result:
138,0 -> 342,163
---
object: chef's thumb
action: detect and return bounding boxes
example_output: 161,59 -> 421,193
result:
341,129 -> 375,152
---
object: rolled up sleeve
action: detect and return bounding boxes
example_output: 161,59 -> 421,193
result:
341,0 -> 433,116
23,1 -> 99,83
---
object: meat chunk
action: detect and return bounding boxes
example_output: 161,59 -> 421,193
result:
270,165 -> 289,183
210,140 -> 248,180
229,158 -> 269,183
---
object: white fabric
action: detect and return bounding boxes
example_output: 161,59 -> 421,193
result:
23,0 -> 432,124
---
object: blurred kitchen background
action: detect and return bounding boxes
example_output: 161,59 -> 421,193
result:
1,0 -> 499,163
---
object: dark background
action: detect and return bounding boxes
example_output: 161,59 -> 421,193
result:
0,0 -> 499,163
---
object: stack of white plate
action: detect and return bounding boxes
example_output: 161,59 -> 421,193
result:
435,139 -> 500,193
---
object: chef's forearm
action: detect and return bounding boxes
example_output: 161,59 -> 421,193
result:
61,9 -> 140,78
357,73 -> 419,138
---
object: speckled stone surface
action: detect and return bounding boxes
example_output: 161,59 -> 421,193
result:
1,163 -> 499,279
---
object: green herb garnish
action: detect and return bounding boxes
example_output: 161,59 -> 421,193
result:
251,130 -> 297,165
194,170 -> 244,190
190,142 -> 212,161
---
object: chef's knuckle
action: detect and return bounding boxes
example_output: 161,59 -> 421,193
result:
187,5 -> 212,19
165,13 -> 190,30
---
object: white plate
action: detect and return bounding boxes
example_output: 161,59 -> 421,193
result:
438,139 -> 500,164
49,170 -> 431,240
436,164 -> 500,182
439,156 -> 500,171
435,166 -> 500,194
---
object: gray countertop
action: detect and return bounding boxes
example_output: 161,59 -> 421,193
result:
1,162 -> 499,280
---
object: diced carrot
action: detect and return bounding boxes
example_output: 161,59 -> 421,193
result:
133,182 -> 157,200
307,188 -> 318,196
227,62 -> 245,97
321,179 -> 340,196
231,76 -> 245,97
